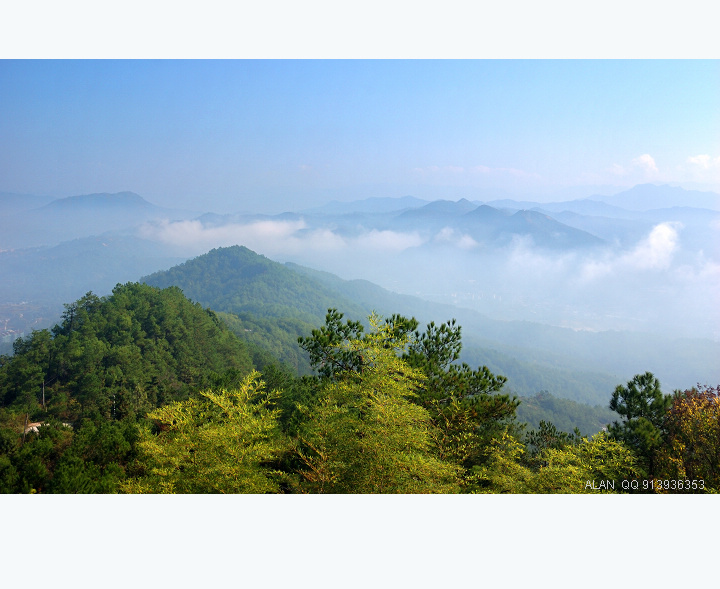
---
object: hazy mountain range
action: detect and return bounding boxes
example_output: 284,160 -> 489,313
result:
1,183 -> 718,407
0,191 -> 199,250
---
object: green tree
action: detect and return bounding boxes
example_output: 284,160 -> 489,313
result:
523,419 -> 582,467
608,372 -> 672,477
122,371 -> 288,494
294,316 -> 461,493
476,430 -> 640,494
404,319 -> 517,477
298,309 -> 518,485
298,308 -> 366,378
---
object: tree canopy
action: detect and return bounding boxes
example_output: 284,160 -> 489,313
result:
1,284 -> 714,494
294,316 -> 461,493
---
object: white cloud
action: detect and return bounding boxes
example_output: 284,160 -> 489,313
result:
433,227 -> 478,250
632,153 -> 659,174
138,218 -> 307,250
609,154 -> 658,178
625,222 -> 680,270
687,154 -> 720,169
576,222 -> 681,282
138,218 -> 427,259
433,227 -> 455,243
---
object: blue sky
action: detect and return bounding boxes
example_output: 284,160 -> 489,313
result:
1,59 -> 718,212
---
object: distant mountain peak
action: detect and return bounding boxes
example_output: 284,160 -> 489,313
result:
463,204 -> 508,219
42,191 -> 152,209
420,198 -> 478,214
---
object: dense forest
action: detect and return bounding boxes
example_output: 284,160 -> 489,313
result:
1,281 -> 717,493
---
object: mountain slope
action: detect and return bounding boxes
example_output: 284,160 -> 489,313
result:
138,245 -> 720,406
142,246 -> 369,325
0,282 -> 256,420
142,246 -> 372,373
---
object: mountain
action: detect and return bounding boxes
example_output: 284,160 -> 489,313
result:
391,199 -> 481,231
141,246 -> 372,373
516,391 -> 619,436
0,191 -> 198,249
39,191 -> 156,212
377,201 -> 605,249
0,233 -> 187,305
142,246 -> 369,325
140,245 -> 720,406
595,184 -> 720,212
501,209 -> 605,249
532,199 -> 634,217
0,281 -> 259,424
542,210 -> 651,246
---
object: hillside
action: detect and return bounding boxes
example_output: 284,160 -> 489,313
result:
143,246 -> 368,323
516,391 -> 619,436
0,282 -> 273,493
142,246 -> 373,373
141,245 -> 652,407
0,282 -> 257,421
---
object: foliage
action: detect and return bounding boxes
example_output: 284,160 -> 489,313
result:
297,308 -> 366,378
2,248 -> 715,495
0,283 -> 261,492
123,371 -> 289,494
475,431 -> 641,494
608,372 -> 672,476
655,384 -> 720,492
524,420 -> 582,461
0,416 -> 139,493
0,283 -> 254,422
143,246 -> 368,325
218,311 -> 315,375
142,246 -> 372,376
298,309 -> 519,486
403,319 -> 519,478
293,317 -> 461,493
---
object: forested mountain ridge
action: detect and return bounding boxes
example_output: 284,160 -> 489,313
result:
142,246 -> 617,400
0,282 -> 274,493
140,245 -> 718,407
1,275 -> 716,494
142,246 -> 369,324
142,246 -> 372,373
0,282 -> 257,421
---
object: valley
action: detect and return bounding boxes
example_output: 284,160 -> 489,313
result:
3,183 -> 718,414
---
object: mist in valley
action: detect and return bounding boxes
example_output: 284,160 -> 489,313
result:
135,193 -> 720,343
3,60 -> 719,401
